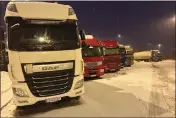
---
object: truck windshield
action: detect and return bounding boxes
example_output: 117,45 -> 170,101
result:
120,48 -> 126,55
104,47 -> 120,56
8,18 -> 80,51
126,50 -> 134,55
82,46 -> 103,57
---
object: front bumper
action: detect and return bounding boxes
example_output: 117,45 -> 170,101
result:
12,74 -> 84,106
84,68 -> 104,77
104,64 -> 120,72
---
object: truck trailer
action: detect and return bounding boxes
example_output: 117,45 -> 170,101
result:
80,35 -> 104,78
134,50 -> 161,62
1,1 -> 86,107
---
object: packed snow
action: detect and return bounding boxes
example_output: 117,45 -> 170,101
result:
1,71 -> 16,117
95,60 -> 175,117
0,60 -> 175,117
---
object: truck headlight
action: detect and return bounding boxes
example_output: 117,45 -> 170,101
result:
84,62 -> 87,67
97,61 -> 102,66
100,69 -> 104,72
74,79 -> 84,90
13,88 -> 29,97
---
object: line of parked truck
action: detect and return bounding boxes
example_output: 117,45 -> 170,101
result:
80,35 -> 134,78
0,1 -> 162,109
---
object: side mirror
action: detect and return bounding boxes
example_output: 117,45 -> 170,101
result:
82,41 -> 89,48
79,29 -> 86,40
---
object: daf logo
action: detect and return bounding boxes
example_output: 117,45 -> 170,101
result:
42,66 -> 60,71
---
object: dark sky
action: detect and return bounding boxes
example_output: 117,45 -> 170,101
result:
0,1 -> 175,57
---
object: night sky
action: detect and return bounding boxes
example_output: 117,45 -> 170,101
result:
0,1 -> 175,58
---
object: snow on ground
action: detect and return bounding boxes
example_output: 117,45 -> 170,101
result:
0,60 -> 175,117
1,71 -> 16,117
94,60 -> 175,117
151,60 -> 175,115
95,61 -> 154,104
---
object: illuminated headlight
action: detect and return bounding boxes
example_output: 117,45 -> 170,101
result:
13,88 -> 29,97
100,69 -> 104,72
97,61 -> 102,66
84,62 -> 87,67
74,79 -> 84,90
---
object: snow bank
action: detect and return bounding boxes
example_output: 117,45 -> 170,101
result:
1,71 -> 13,108
1,100 -> 16,117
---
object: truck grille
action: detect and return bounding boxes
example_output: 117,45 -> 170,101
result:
86,62 -> 98,67
104,59 -> 117,64
88,69 -> 97,75
22,61 -> 75,97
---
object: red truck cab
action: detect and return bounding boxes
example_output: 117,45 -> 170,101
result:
101,40 -> 121,72
81,36 -> 104,78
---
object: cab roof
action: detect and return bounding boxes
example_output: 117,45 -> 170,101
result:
119,44 -> 125,48
124,45 -> 133,51
5,1 -> 77,21
101,40 -> 119,48
80,39 -> 102,47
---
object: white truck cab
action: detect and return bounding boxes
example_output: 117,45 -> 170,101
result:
3,1 -> 85,107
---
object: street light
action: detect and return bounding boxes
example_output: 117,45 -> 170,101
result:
158,44 -> 162,50
171,15 -> 175,23
118,34 -> 121,38
116,34 -> 121,40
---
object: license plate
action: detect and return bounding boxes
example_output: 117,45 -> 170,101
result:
46,97 -> 61,103
110,69 -> 116,71
90,75 -> 96,77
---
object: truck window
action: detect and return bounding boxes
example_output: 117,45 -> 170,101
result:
126,50 -> 134,55
8,18 -> 80,51
104,47 -> 120,56
82,46 -> 103,57
120,48 -> 126,55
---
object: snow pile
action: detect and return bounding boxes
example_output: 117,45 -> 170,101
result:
1,71 -> 13,108
1,100 -> 16,117
1,71 -> 16,117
